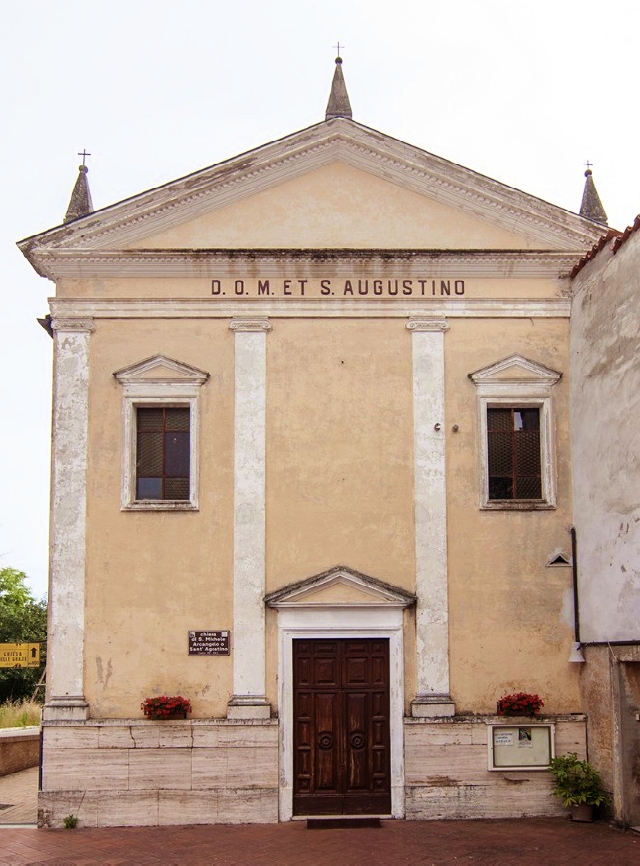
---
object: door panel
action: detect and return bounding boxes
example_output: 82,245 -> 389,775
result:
293,638 -> 391,816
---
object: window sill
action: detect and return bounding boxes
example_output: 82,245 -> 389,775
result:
481,500 -> 555,511
122,501 -> 199,512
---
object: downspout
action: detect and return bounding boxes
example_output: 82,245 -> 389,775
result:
571,527 -> 580,644
569,527 -> 585,662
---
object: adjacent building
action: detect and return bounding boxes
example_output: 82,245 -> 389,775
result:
570,216 -> 640,827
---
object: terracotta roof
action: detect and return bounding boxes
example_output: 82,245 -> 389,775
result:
570,227 -> 621,278
612,213 -> 640,253
571,213 -> 640,278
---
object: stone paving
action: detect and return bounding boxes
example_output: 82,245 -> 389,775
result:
0,766 -> 37,826
0,769 -> 638,864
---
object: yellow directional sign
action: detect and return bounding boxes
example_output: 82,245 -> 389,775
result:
0,643 -> 41,668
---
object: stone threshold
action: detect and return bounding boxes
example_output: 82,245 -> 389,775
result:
306,817 -> 384,829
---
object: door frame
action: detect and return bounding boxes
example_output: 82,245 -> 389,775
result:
277,606 -> 405,820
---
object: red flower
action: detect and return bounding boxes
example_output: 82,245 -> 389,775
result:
497,692 -> 543,716
141,695 -> 192,718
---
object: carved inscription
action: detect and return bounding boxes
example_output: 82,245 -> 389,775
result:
211,278 -> 466,298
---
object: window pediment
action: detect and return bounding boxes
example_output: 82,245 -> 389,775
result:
469,354 -> 561,393
114,354 -> 209,387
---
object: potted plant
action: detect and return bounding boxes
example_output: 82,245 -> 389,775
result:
141,695 -> 192,720
548,752 -> 610,822
496,692 -> 544,717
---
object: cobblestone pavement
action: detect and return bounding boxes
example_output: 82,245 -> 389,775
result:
0,770 -> 638,864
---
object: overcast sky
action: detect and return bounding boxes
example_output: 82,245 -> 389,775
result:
2,0 -> 639,599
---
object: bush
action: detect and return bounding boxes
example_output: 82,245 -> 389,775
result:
0,699 -> 42,728
548,753 -> 610,808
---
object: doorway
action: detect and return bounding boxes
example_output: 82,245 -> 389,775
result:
292,638 -> 391,816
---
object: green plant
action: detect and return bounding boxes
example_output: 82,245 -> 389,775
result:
63,814 -> 78,829
548,753 -> 610,808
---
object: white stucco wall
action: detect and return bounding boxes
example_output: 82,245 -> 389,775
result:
570,229 -> 640,641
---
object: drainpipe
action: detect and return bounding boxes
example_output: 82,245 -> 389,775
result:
568,527 -> 586,663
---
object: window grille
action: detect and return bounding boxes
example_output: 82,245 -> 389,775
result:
487,408 -> 541,500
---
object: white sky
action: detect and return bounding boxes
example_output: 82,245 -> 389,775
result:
1,0 -> 639,599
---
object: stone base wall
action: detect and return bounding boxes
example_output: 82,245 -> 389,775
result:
0,726 -> 40,776
404,716 -> 587,820
39,715 -> 588,826
38,719 -> 278,828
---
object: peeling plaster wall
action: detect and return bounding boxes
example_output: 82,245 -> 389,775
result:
84,319 -> 235,718
570,232 -> 640,642
446,317 -> 579,713
81,304 -> 580,718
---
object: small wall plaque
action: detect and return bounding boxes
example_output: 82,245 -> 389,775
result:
188,631 -> 230,656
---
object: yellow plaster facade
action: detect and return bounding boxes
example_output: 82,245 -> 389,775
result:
20,109 -> 607,827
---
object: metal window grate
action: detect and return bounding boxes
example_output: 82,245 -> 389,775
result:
136,407 -> 190,500
487,408 -> 541,500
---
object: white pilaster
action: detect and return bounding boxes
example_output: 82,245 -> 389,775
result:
227,318 -> 271,719
43,317 -> 94,722
406,318 -> 454,717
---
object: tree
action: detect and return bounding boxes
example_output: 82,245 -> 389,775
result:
0,568 -> 47,703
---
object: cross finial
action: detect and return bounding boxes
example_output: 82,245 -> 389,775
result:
333,42 -> 344,59
78,149 -> 91,166
585,159 -> 593,173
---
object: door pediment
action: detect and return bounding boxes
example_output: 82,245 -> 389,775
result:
265,565 -> 416,609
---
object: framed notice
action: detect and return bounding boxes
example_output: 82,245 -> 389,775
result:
487,724 -> 554,771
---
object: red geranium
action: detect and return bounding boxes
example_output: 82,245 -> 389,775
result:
496,692 -> 544,717
141,695 -> 192,718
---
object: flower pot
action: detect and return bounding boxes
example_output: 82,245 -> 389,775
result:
147,711 -> 187,720
570,804 -> 594,822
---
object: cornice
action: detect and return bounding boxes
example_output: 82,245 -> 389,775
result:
20,120 -> 606,263
49,297 -> 571,320
33,249 -> 580,280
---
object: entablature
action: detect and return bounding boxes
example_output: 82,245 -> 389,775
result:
30,248 -> 579,281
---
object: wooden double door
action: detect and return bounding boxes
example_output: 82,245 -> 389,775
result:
292,638 -> 391,816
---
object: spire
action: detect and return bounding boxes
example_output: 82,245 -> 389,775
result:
325,55 -> 352,121
579,166 -> 607,226
64,155 -> 94,223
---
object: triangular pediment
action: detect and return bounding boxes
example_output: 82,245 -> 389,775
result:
265,565 -> 416,609
113,354 -> 209,386
19,119 -> 607,279
469,354 -> 562,387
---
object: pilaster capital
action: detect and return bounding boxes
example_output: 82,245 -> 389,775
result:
51,317 -> 95,333
406,317 -> 449,333
229,317 -> 272,333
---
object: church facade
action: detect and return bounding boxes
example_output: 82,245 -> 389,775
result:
20,61 -> 610,827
